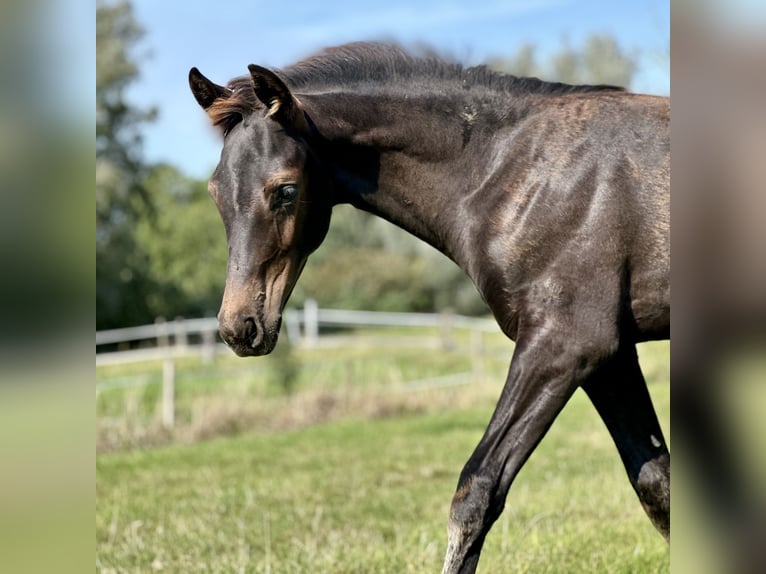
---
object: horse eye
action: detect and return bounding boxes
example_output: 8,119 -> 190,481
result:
274,184 -> 298,205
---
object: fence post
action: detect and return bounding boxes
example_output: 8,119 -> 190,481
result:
283,308 -> 301,346
155,316 -> 169,349
162,357 -> 175,429
201,327 -> 216,365
174,316 -> 187,350
440,309 -> 455,351
304,299 -> 319,348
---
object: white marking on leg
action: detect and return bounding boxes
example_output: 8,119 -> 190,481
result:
443,519 -> 466,574
650,434 -> 661,448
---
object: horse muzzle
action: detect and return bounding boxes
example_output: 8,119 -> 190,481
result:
217,312 -> 280,357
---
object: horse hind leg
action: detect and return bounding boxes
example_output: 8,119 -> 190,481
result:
582,344 -> 670,540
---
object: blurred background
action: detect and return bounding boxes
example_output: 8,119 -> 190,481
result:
9,0 -> 766,572
97,0 -> 670,330
93,2 -> 678,573
96,0 -> 766,573
95,0 -> 673,442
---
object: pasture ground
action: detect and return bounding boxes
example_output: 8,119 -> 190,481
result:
97,341 -> 669,573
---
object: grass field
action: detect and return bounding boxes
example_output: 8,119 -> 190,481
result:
96,326 -> 515,451
96,341 -> 669,573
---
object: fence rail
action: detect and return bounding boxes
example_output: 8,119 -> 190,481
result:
96,317 -> 219,346
96,300 -> 501,360
96,301 -> 505,429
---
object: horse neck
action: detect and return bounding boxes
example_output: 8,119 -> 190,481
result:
303,90 -> 501,268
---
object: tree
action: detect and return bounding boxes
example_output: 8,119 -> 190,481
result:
133,164 -> 228,319
95,29 -> 643,327
96,0 -> 157,329
489,33 -> 637,88
486,43 -> 542,78
96,0 -> 155,222
291,206 -> 489,315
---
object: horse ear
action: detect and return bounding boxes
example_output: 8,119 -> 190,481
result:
248,64 -> 308,131
189,67 -> 230,110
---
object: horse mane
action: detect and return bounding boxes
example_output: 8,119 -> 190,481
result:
209,42 -> 625,131
282,42 -> 625,95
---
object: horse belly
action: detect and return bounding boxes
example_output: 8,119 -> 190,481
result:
629,266 -> 670,341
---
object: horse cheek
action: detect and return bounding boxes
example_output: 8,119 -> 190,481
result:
276,215 -> 296,251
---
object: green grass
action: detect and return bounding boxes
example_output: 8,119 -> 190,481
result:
97,327 -> 514,450
97,342 -> 669,573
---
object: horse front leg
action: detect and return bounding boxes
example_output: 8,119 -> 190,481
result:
581,344 -> 670,540
442,329 -> 617,574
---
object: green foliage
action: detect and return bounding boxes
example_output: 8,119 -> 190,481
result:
96,0 -> 156,227
97,0 -> 158,329
553,35 -> 637,87
291,206 -> 488,315
95,26 -> 642,327
487,43 -> 542,77
128,190 -> 488,319
96,325 -> 516,432
96,3 -> 224,327
488,33 -> 638,88
296,247 -> 431,311
134,164 -> 227,319
269,338 -> 300,396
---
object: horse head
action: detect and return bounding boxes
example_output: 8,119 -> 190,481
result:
189,66 -> 331,356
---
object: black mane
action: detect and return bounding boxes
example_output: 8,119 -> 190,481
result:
224,41 -> 625,100
283,42 -> 624,95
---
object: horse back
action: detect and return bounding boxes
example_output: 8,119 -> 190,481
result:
470,93 -> 669,342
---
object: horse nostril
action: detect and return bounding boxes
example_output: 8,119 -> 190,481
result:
243,317 -> 258,345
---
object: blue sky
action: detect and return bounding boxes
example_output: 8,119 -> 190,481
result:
125,0 -> 669,179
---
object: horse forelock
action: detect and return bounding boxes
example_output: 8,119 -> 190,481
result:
206,80 -> 260,133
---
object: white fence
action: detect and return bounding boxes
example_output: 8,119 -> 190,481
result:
96,300 -> 500,366
96,300 -> 505,428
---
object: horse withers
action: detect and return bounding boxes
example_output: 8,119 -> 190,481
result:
189,43 -> 669,573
